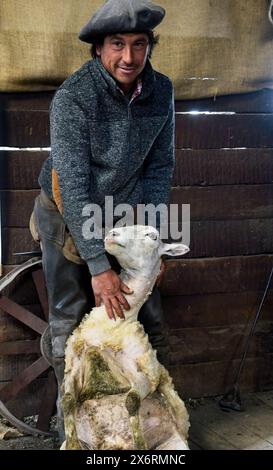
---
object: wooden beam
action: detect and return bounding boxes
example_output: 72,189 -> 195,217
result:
162,291 -> 273,328
2,185 -> 273,227
175,89 -> 273,113
161,255 -> 273,296
170,354 -> 273,398
168,321 -> 273,364
173,148 -> 273,186
0,151 -> 48,190
175,114 -> 273,149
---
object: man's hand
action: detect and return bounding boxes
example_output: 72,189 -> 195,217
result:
92,269 -> 133,321
156,260 -> 166,286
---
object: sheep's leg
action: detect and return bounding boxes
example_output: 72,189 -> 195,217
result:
61,348 -> 86,450
62,390 -> 82,450
125,390 -> 148,450
158,368 -> 189,442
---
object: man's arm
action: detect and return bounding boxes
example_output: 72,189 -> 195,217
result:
50,90 -> 132,318
50,89 -> 110,272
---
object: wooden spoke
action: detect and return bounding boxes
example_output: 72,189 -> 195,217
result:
32,268 -> 49,321
0,260 -> 55,435
0,356 -> 49,403
0,295 -> 47,334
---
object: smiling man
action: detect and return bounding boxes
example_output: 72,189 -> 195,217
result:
34,0 -> 174,441
96,32 -> 151,93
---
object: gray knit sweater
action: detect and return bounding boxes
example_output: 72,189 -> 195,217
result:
39,58 -> 174,275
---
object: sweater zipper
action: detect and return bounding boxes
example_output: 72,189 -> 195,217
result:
128,102 -> 132,120
128,102 -> 132,156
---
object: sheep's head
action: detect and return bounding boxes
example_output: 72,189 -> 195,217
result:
105,225 -> 189,275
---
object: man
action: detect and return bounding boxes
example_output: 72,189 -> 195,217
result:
33,0 -> 174,433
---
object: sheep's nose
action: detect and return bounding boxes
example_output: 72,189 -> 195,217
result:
105,230 -> 119,244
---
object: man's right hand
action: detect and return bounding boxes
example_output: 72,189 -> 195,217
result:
91,269 -> 133,321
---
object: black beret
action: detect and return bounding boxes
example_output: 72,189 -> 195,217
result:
79,0 -> 165,43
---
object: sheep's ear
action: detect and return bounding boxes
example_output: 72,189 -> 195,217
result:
159,243 -> 189,257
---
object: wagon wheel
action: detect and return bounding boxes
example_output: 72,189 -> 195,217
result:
0,258 -> 57,437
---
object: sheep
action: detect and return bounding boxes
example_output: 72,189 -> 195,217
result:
61,225 -> 190,450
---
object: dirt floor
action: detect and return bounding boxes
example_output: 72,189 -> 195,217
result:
188,391 -> 273,450
0,415 -> 60,450
0,434 -> 59,450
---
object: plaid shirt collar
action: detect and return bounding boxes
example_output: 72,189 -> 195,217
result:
118,77 -> 143,103
130,78 -> 142,103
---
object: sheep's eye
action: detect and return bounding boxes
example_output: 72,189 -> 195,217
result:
146,232 -> 157,240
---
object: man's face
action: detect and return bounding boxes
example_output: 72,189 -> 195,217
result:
96,33 -> 150,94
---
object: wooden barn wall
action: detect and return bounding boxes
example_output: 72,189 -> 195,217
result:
0,90 -> 273,404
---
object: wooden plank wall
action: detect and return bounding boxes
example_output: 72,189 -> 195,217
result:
0,90 -> 273,400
